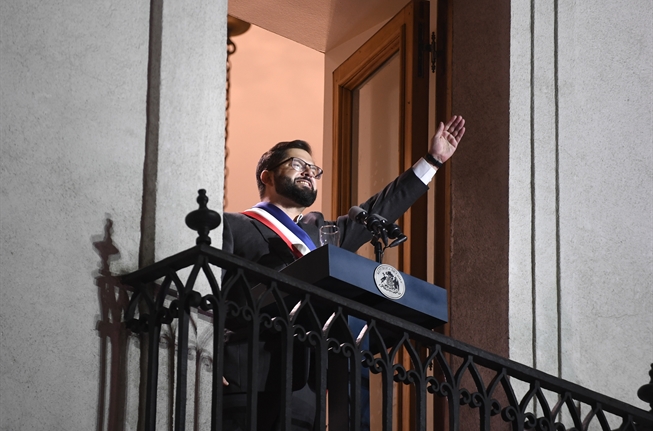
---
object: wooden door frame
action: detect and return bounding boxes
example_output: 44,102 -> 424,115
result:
431,1 -> 453,430
332,0 -> 431,279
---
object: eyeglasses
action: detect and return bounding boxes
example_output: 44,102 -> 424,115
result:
269,157 -> 324,179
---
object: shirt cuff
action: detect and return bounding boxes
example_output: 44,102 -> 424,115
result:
412,157 -> 437,185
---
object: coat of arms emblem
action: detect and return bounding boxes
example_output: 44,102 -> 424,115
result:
373,264 -> 405,300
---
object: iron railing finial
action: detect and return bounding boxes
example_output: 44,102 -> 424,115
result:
185,189 -> 221,245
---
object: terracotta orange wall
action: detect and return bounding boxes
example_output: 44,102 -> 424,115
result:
225,25 -> 325,213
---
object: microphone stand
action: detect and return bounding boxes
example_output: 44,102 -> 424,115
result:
369,222 -> 407,264
350,207 -> 407,264
372,235 -> 385,264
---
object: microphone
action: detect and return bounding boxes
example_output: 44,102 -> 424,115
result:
348,205 -> 368,224
348,206 -> 389,245
385,222 -> 407,248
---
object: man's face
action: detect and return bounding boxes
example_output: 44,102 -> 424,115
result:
271,148 -> 319,207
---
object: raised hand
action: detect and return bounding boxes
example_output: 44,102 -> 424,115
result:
428,115 -> 466,165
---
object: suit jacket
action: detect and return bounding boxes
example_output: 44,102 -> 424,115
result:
220,168 -> 428,393
223,168 -> 428,267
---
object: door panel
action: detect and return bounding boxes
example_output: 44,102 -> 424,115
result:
332,0 -> 430,276
352,52 -> 402,265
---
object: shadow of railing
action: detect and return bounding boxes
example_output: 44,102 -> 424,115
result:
93,218 -> 131,431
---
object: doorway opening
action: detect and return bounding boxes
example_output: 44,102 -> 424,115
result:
224,23 -> 325,213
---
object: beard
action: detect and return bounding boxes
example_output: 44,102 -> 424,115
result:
274,173 -> 318,207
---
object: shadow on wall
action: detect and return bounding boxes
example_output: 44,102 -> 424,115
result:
92,217 -> 215,430
92,217 -> 131,431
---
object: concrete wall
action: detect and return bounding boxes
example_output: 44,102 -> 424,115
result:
0,0 -> 227,429
509,0 -> 652,410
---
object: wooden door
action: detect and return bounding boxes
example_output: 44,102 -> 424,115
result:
331,2 -> 449,430
332,0 -> 431,279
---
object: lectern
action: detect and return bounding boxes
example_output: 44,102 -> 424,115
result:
281,244 -> 448,329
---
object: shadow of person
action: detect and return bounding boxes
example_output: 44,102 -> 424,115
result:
93,217 -> 130,431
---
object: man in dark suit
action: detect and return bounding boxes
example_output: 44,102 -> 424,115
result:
220,115 -> 466,430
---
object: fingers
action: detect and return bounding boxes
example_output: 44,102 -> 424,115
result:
223,377 -> 229,386
450,125 -> 465,142
444,115 -> 458,129
445,115 -> 465,142
435,121 -> 445,137
431,115 -> 465,148
456,126 -> 466,141
445,115 -> 464,132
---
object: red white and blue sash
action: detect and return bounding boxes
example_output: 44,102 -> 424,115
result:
241,202 -> 316,258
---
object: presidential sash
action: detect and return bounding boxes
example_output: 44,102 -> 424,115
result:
241,202 -> 316,258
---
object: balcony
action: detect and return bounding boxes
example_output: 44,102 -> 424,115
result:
122,191 -> 653,431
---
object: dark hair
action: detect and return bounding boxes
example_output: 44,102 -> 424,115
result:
256,140 -> 312,198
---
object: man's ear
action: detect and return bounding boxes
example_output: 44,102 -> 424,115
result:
260,170 -> 273,187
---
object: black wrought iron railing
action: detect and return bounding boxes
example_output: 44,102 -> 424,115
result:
122,191 -> 653,431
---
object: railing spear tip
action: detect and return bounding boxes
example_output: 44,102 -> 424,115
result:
186,189 -> 221,245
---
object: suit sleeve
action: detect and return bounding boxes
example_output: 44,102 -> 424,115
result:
334,168 -> 429,252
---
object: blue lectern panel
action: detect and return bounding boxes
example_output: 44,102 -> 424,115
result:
281,245 -> 447,329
